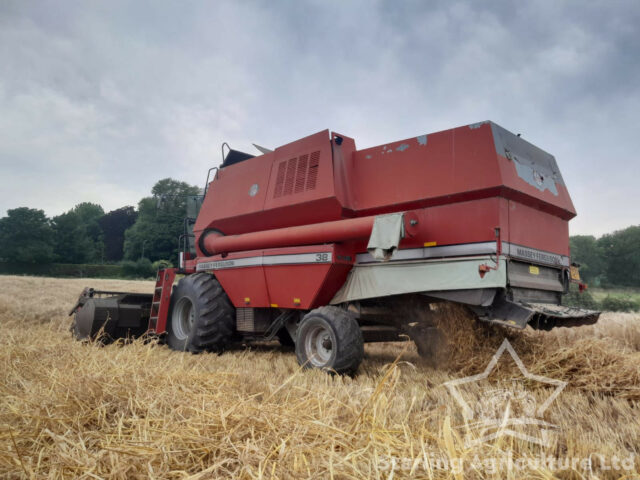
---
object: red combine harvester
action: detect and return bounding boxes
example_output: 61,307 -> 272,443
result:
71,121 -> 599,374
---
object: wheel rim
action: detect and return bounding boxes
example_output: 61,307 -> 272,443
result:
304,324 -> 334,367
172,297 -> 195,341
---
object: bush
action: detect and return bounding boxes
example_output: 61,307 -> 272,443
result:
563,286 -> 599,310
120,258 -> 155,279
600,296 -> 639,312
152,259 -> 173,271
0,262 -> 123,278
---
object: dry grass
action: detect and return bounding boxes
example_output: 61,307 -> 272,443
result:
1,275 -> 639,479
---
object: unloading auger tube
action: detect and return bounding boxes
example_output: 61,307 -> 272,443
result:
200,215 -> 377,255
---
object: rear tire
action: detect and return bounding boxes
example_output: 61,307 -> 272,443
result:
295,306 -> 364,375
167,273 -> 236,353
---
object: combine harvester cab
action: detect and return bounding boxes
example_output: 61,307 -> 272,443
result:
71,121 -> 599,373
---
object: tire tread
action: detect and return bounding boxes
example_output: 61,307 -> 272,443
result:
295,306 -> 364,375
167,273 -> 236,353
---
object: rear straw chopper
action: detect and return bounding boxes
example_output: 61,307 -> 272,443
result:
70,121 -> 599,374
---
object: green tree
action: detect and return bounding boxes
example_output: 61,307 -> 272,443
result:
598,226 -> 640,287
51,203 -> 105,264
124,178 -> 201,262
98,206 -> 137,262
569,235 -> 605,284
74,202 -> 105,262
51,211 -> 92,263
73,203 -> 105,242
0,207 -> 54,263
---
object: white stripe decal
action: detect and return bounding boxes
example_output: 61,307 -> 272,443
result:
196,242 -> 569,271
356,242 -> 569,267
196,252 -> 333,271
262,253 -> 331,265
197,257 -> 262,271
356,242 -> 497,264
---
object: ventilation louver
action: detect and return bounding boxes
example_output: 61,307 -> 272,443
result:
273,150 -> 320,198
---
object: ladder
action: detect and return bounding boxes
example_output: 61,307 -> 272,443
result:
148,268 -> 177,334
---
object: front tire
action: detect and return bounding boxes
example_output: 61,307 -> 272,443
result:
295,306 -> 364,375
167,273 -> 235,353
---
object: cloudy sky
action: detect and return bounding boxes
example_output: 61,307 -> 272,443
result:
1,0 -> 638,236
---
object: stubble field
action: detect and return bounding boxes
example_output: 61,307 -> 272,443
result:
1,275 -> 639,479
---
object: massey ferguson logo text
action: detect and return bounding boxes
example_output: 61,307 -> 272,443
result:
197,260 -> 235,271
515,247 -> 561,266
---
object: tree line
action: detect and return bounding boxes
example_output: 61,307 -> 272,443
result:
0,178 -> 200,266
570,226 -> 640,288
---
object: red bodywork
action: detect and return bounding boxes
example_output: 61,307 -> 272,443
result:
206,244 -> 353,310
187,121 -> 575,310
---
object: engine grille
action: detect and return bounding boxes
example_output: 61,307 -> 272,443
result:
236,308 -> 272,333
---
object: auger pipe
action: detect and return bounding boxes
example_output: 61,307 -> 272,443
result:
202,215 -> 377,255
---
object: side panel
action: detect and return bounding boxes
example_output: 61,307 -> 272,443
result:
214,266 -> 270,308
508,200 -> 570,256
346,198 -> 509,256
349,124 -> 501,212
195,152 -> 274,238
195,130 -> 345,241
264,244 -> 353,309
203,249 -> 270,308
196,244 -> 354,309
265,263 -> 333,309
202,153 -> 274,224
348,122 -> 575,222
312,262 -> 354,307
331,257 -> 507,304
491,122 -> 576,219
402,197 -> 506,248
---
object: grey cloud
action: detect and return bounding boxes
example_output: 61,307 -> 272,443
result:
0,0 -> 638,235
